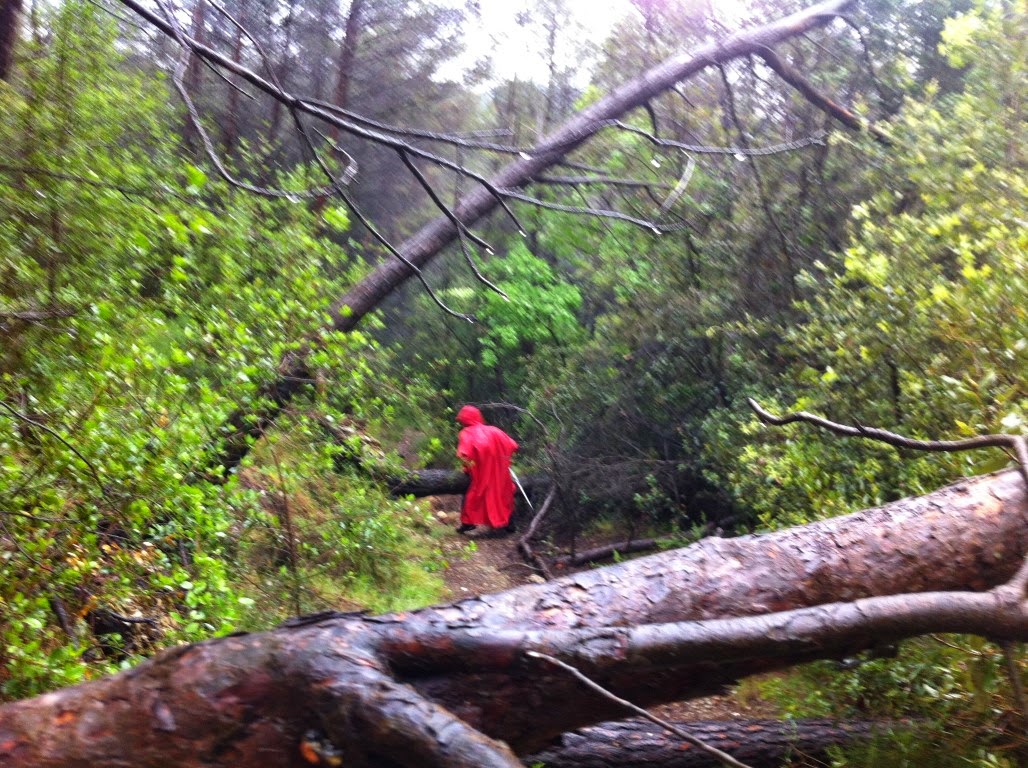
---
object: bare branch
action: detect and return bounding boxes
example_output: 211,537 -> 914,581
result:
287,106 -> 477,322
307,97 -> 525,155
658,154 -> 697,214
718,63 -> 797,300
527,651 -> 756,768
838,13 -> 900,108
611,119 -> 829,156
756,46 -> 892,144
0,400 -> 107,495
518,485 -> 557,580
498,189 -> 666,232
531,174 -> 675,189
120,0 -> 531,234
152,0 -> 329,201
398,149 -> 494,255
747,398 -> 1028,486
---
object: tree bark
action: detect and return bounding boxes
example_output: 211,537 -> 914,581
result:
0,470 -> 1025,767
553,537 -> 661,567
387,467 -> 470,496
328,0 -> 365,143
197,0 -> 857,474
525,717 -> 886,768
0,0 -> 22,81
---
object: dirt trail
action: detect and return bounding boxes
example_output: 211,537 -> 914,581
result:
428,495 -> 780,722
431,495 -> 536,598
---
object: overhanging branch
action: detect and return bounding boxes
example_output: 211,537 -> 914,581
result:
748,398 -> 1028,485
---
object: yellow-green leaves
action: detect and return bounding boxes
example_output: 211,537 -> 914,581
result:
939,12 -> 985,69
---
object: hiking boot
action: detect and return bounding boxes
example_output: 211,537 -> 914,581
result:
457,523 -> 476,534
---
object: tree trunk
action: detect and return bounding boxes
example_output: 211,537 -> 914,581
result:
182,0 -> 207,149
388,467 -> 470,496
0,0 -> 22,81
328,0 -> 365,143
553,537 -> 661,566
0,470 -> 1025,767
525,717 -> 886,768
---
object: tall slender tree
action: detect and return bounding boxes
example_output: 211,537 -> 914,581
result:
0,0 -> 23,80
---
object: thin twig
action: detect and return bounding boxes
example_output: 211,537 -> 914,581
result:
0,401 -> 107,494
518,486 -> 556,580
719,63 -> 797,302
1000,641 -> 1028,756
497,189 -> 665,232
612,119 -> 829,156
527,651 -> 756,768
286,107 -> 476,322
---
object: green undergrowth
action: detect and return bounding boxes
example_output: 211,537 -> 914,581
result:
232,428 -> 448,624
0,421 -> 450,702
745,636 -> 1027,767
0,0 -> 451,700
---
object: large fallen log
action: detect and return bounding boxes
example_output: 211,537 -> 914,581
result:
0,470 -> 1025,767
525,718 -> 887,767
388,467 -> 469,496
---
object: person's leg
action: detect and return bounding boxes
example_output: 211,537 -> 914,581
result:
457,492 -> 476,534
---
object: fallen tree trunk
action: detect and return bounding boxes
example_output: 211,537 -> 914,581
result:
525,717 -> 888,768
315,417 -> 531,498
386,468 -> 549,500
1,470 -> 1024,767
202,0 -> 857,475
553,537 -> 662,567
388,467 -> 470,496
552,515 -> 750,568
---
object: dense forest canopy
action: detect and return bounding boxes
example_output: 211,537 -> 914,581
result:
0,0 -> 1025,765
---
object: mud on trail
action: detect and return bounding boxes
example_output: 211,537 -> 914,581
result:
427,495 -> 780,723
431,495 -> 537,598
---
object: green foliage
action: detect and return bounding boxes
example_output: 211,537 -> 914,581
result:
474,242 -> 584,375
236,426 -> 446,622
403,238 -> 585,406
713,10 -> 1027,765
704,5 -> 1026,529
757,637 -> 1024,767
0,0 -> 445,699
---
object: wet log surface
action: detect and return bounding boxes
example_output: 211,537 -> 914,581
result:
0,470 -> 1025,767
525,717 -> 890,767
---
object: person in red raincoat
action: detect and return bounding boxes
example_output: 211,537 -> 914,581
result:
455,405 -> 519,535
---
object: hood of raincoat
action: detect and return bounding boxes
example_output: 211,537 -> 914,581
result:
456,405 -> 485,427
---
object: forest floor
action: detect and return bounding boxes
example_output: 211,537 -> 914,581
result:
428,495 -> 781,722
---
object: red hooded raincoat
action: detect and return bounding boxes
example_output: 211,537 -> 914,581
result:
456,405 -> 519,528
